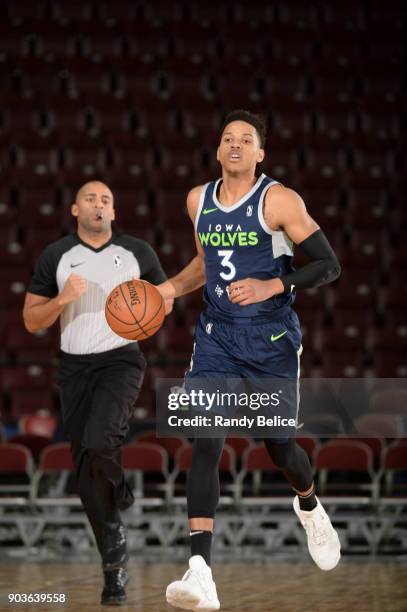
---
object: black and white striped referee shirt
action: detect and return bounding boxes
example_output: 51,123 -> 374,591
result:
27,233 -> 166,354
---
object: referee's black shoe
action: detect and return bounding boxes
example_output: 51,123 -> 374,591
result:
101,567 -> 129,606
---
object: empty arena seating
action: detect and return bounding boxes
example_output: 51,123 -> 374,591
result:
7,433 -> 51,464
381,441 -> 407,496
314,440 -> 377,498
1,434 -> 405,503
36,442 -> 75,474
350,437 -> 385,470
238,444 -> 280,499
0,433 -> 406,556
223,436 -> 255,459
1,365 -> 57,425
0,442 -> 34,497
0,2 -> 404,452
122,441 -> 170,501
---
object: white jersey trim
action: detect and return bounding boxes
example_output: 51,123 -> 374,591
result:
295,344 -> 303,429
257,181 -> 294,257
212,173 -> 266,213
194,183 -> 210,230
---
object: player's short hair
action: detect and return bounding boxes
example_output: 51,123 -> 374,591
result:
221,109 -> 267,148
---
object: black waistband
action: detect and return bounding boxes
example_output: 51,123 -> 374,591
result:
204,305 -> 292,326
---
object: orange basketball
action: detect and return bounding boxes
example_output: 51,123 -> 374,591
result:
105,279 -> 165,341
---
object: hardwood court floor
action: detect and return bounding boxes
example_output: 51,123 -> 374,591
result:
0,561 -> 406,612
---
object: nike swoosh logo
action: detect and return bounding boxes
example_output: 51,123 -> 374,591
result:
270,330 -> 288,342
70,262 -> 85,268
202,207 -> 218,215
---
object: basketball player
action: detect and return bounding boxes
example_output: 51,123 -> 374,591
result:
23,181 -> 171,606
158,110 -> 342,611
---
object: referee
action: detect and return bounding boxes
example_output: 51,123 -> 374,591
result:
23,181 -> 170,605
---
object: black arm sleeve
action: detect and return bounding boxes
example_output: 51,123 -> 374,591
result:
26,245 -> 59,298
280,229 -> 341,293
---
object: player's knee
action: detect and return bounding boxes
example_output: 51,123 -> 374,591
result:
264,438 -> 296,470
192,437 -> 224,467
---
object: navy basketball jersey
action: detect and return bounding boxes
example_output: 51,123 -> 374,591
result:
195,173 -> 296,319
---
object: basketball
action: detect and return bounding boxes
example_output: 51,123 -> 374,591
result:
105,279 -> 165,341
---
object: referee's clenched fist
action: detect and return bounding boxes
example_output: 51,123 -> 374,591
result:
58,274 -> 87,306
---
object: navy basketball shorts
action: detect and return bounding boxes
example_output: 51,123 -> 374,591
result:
184,306 -> 303,439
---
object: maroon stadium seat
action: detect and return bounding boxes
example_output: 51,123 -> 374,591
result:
8,433 -> 51,463
6,0 -> 47,20
122,442 -> 170,500
370,328 -> 407,353
31,442 -> 76,501
170,24 -> 217,61
319,352 -> 365,377
371,356 -> 407,378
225,436 -> 255,459
1,366 -> 55,391
317,327 -> 366,353
38,442 -> 74,472
314,440 -> 376,497
136,432 -> 190,458
237,443 -> 282,498
122,442 -> 168,472
6,322 -> 58,357
9,390 -> 55,420
332,281 -> 375,311
0,442 -> 34,473
0,442 -> 34,497
381,441 -> 407,496
349,437 -> 385,469
52,1 -> 93,22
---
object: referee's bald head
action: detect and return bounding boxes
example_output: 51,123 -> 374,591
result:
75,181 -> 114,204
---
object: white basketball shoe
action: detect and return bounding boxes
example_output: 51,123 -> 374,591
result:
293,495 -> 341,571
166,555 -> 220,611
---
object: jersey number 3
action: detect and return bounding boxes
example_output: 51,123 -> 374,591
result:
218,250 -> 236,281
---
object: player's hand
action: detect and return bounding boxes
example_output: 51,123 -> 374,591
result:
58,274 -> 87,306
228,278 -> 284,306
132,277 -> 174,315
154,280 -> 175,315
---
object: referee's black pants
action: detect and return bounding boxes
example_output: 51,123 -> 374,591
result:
57,344 -> 146,564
